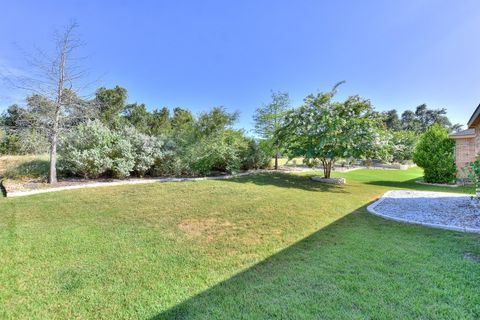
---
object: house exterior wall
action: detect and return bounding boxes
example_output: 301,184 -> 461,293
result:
476,125 -> 480,156
454,136 -> 476,177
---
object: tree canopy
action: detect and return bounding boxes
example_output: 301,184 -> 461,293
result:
278,91 -> 383,178
253,91 -> 290,169
381,104 -> 462,133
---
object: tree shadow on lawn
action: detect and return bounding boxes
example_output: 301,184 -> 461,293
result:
227,172 -> 348,193
364,178 -> 473,194
151,204 -> 478,319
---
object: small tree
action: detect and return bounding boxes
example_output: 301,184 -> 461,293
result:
253,91 -> 290,170
3,23 -> 92,183
278,88 -> 381,179
413,124 -> 455,183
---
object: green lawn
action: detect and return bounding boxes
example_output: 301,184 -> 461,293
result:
1,168 -> 479,319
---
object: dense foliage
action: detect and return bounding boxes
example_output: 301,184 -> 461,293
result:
387,130 -> 418,163
0,83 -> 462,181
462,159 -> 480,197
57,103 -> 269,178
381,105 -> 462,133
253,91 -> 290,169
413,124 -> 456,183
278,90 -> 384,178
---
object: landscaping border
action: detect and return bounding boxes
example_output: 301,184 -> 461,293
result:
4,171 -> 264,198
367,190 -> 480,234
415,180 -> 459,188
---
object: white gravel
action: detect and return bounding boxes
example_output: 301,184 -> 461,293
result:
368,190 -> 480,233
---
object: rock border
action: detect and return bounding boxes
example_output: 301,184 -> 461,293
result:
3,171 -> 264,198
310,176 -> 346,185
415,180 -> 459,188
367,190 -> 480,234
5,168 -> 329,198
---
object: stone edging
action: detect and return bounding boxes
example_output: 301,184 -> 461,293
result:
5,171 -> 264,198
367,190 -> 480,234
415,180 -> 459,188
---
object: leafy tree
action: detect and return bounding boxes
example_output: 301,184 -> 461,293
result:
95,86 -> 128,127
400,110 -> 418,131
279,91 -> 382,179
253,91 -> 290,169
413,124 -> 455,183
150,107 -> 172,136
399,105 -> 460,133
171,107 -> 194,131
381,109 -> 402,131
196,106 -> 238,137
170,107 -> 195,147
389,130 -> 418,163
123,103 -> 152,131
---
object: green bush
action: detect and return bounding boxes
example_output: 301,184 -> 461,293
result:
60,120 -> 164,178
121,126 -> 164,177
241,139 -> 271,170
187,131 -> 248,175
60,120 -> 116,178
413,124 -> 455,183
150,140 -> 190,177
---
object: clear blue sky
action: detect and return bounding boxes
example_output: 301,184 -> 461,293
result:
1,0 -> 479,132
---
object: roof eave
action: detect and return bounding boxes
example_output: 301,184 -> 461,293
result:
467,104 -> 480,128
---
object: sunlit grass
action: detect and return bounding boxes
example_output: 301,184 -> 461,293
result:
0,168 -> 478,319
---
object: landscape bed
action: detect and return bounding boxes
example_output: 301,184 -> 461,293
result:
1,168 -> 479,319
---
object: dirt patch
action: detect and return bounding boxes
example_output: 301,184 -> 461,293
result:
178,218 -> 234,241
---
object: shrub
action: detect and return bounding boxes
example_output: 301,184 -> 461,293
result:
150,140 -> 190,177
108,134 -> 135,178
413,124 -> 455,183
241,139 -> 271,170
121,126 -> 164,177
60,120 -> 115,178
187,131 -> 247,175
462,160 -> 480,195
60,120 -> 165,178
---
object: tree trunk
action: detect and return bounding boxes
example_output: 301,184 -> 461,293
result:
274,153 -> 278,170
48,132 -> 58,184
321,159 -> 327,178
324,160 -> 333,179
48,107 -> 60,184
48,34 -> 67,184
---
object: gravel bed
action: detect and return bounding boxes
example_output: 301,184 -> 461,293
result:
368,190 -> 480,233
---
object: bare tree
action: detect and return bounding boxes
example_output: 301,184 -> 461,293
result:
2,22 -> 94,183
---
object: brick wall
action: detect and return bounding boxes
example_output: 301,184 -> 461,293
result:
454,136 -> 476,177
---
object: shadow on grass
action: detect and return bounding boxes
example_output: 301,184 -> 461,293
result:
227,172 -> 348,193
151,203 -> 477,319
365,177 -> 473,194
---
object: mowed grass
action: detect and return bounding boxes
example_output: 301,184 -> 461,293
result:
0,168 -> 479,319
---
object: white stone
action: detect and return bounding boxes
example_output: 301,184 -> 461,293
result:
368,190 -> 480,233
310,177 -> 346,184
